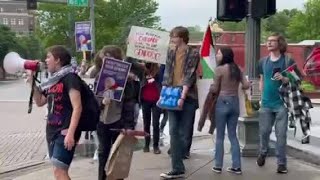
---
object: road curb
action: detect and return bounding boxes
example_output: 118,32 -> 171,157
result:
0,161 -> 45,175
271,134 -> 320,166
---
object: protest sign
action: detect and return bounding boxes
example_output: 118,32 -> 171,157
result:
126,26 -> 170,64
95,58 -> 131,102
75,21 -> 92,52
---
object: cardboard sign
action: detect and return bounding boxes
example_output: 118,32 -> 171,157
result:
126,26 -> 170,64
75,21 -> 92,52
106,134 -> 138,180
95,58 -> 131,101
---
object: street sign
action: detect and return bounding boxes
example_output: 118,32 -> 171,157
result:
68,0 -> 88,7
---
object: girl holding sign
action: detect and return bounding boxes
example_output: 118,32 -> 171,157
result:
91,46 -> 125,180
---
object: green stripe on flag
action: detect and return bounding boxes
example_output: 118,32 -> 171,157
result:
201,59 -> 215,79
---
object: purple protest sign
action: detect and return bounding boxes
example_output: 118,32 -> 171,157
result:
75,21 -> 92,52
95,57 -> 131,102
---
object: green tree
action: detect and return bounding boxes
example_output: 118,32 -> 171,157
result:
262,9 -> 300,42
287,0 -> 320,42
16,35 -> 44,60
36,0 -> 160,54
187,25 -> 202,33
186,25 -> 204,43
219,20 -> 246,31
35,4 -> 89,54
0,25 -> 20,79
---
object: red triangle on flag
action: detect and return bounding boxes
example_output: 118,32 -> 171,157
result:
200,25 -> 214,57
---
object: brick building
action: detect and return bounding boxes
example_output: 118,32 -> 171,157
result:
0,0 -> 35,35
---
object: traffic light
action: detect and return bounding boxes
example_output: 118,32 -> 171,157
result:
251,0 -> 276,19
217,0 -> 247,22
266,0 -> 276,17
27,0 -> 37,10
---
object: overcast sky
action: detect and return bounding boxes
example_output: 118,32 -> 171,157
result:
156,0 -> 305,30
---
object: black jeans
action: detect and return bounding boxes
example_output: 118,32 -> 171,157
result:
142,100 -> 161,148
168,98 -> 197,172
160,110 -> 169,132
97,121 -> 122,180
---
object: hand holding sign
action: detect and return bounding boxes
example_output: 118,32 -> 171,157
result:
126,26 -> 170,64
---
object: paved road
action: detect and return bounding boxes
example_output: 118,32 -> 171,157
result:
9,137 -> 320,180
0,80 -> 30,102
0,79 -> 47,174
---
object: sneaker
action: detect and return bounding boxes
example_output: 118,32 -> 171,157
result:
256,154 -> 266,167
160,131 -> 164,138
183,152 -> 190,159
227,167 -> 242,175
154,147 -> 161,154
159,139 -> 165,147
45,153 -> 50,160
277,165 -> 288,174
301,135 -> 310,144
212,167 -> 222,173
92,149 -> 98,161
143,147 -> 150,153
160,171 -> 185,179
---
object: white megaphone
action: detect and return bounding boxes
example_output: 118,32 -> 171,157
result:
3,52 -> 41,74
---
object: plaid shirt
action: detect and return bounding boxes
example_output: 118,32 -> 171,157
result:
279,83 -> 313,134
162,46 -> 200,100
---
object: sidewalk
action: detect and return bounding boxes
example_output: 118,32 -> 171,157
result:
11,136 -> 320,180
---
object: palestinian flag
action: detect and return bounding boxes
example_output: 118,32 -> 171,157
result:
200,25 -> 216,79
283,64 -> 300,83
197,25 -> 216,111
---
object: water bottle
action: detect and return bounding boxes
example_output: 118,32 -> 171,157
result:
170,97 -> 177,107
159,98 -> 165,107
177,88 -> 182,98
161,86 -> 167,96
166,87 -> 172,97
165,97 -> 171,107
172,98 -> 178,107
172,88 -> 179,98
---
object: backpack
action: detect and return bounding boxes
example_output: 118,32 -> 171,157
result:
304,47 -> 320,86
123,79 -> 140,101
76,75 -> 100,131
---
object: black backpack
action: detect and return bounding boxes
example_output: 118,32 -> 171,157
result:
76,75 -> 100,131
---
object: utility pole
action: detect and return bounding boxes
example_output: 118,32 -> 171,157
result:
238,0 -> 276,157
245,0 -> 260,80
89,0 -> 95,55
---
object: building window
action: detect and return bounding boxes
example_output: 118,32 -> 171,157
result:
0,7 -> 3,12
17,8 -> 24,13
11,18 -> 16,25
18,18 -> 24,25
3,18 -> 8,25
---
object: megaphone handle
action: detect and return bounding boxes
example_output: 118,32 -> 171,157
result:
28,71 -> 39,114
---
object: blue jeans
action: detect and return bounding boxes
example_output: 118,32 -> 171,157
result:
168,98 -> 197,172
259,106 -> 288,165
214,96 -> 241,169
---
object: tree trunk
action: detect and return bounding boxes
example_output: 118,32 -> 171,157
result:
0,66 -> 6,80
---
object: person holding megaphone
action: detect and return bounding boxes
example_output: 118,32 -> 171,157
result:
24,45 -> 82,180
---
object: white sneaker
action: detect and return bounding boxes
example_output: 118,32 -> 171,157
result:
93,149 -> 98,161
45,153 -> 50,160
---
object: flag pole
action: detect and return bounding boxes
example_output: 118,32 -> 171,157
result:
281,63 -> 297,74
